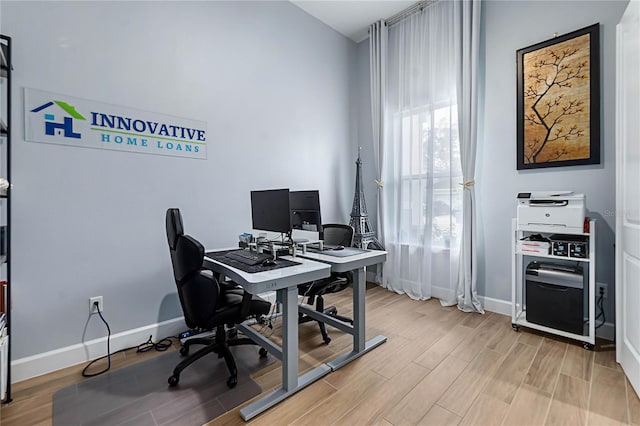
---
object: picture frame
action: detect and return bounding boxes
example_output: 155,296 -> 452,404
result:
516,23 -> 600,170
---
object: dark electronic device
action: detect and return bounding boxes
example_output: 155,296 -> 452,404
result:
549,234 -> 588,258
552,241 -> 569,257
525,261 -> 584,335
225,250 -> 272,266
250,188 -> 292,234
290,190 -> 322,236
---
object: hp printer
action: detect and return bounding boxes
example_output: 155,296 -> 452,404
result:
517,191 -> 585,233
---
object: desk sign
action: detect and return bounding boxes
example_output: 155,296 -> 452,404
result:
25,88 -> 207,159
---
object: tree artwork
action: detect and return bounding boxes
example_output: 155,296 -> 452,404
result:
516,25 -> 600,170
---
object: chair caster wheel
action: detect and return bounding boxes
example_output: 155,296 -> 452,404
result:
259,348 -> 268,358
168,375 -> 179,387
512,324 -> 520,332
227,376 -> 237,388
583,343 -> 594,350
323,337 -> 331,345
179,346 -> 189,356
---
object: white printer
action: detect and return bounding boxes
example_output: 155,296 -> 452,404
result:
517,191 -> 586,233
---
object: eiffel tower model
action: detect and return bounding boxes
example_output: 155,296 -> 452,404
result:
349,148 -> 384,250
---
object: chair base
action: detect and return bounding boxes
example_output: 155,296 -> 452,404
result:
168,325 -> 265,388
299,296 -> 353,344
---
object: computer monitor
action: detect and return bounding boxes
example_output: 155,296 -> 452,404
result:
290,190 -> 322,234
250,188 -> 292,234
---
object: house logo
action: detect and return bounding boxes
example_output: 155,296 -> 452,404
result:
31,100 -> 86,139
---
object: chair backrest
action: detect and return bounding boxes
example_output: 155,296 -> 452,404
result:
166,208 -> 184,251
166,208 -> 221,328
166,208 -> 185,283
322,224 -> 355,247
173,234 -> 221,329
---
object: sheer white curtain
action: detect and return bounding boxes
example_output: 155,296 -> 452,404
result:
370,20 -> 387,249
380,1 -> 464,301
453,0 -> 483,313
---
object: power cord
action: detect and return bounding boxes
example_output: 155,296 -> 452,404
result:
82,301 -> 176,377
82,302 -> 112,377
585,289 -> 606,329
595,288 -> 606,329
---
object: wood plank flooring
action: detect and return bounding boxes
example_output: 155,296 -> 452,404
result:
2,284 -> 638,426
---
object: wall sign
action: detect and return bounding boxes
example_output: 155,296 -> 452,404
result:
24,88 -> 207,159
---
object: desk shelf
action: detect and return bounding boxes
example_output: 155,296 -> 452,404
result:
514,250 -> 591,263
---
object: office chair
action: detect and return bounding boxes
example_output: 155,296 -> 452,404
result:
298,224 -> 355,344
166,208 -> 240,293
166,210 -> 271,388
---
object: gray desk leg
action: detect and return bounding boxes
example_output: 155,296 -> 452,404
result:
327,266 -> 387,371
353,267 -> 366,351
282,286 -> 298,391
239,286 -> 331,421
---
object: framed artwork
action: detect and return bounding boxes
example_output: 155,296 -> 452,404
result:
516,23 -> 600,170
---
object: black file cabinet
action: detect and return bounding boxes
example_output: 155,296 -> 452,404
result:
525,262 -> 584,335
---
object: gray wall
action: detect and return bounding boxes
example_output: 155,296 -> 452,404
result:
2,1 -> 357,359
478,0 -> 627,322
356,1 -> 628,324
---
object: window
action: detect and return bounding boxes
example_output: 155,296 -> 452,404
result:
396,103 -> 462,248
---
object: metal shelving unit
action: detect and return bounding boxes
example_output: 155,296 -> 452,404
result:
511,218 -> 596,349
0,34 -> 12,402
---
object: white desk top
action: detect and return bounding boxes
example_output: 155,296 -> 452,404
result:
298,249 -> 387,273
203,253 -> 331,294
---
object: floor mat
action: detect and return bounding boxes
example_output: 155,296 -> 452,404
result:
53,345 -> 274,426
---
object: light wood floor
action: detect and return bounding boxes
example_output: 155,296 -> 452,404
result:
2,284 -> 639,426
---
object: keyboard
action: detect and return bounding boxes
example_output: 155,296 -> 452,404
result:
225,250 -> 272,266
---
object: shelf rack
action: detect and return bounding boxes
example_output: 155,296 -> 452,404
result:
0,34 -> 12,402
511,218 -> 596,349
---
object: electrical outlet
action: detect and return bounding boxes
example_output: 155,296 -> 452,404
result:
89,296 -> 103,314
597,283 -> 608,299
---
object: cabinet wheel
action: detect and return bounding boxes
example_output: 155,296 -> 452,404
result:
168,375 -> 179,387
583,343 -> 594,350
512,324 -> 520,332
259,347 -> 268,358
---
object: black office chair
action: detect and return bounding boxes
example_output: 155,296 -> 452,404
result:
166,208 -> 241,293
298,223 -> 355,344
166,209 -> 271,388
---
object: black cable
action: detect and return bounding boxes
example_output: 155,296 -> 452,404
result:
136,335 -> 173,352
595,292 -> 606,329
582,292 -> 606,329
82,305 -> 112,377
82,304 -> 176,377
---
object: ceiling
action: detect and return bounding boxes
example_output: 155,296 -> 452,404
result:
290,0 -> 416,43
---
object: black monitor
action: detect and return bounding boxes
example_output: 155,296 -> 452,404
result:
290,190 -> 322,234
250,188 -> 292,234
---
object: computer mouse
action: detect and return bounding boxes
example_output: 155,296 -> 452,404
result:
262,258 -> 277,266
334,245 -> 344,251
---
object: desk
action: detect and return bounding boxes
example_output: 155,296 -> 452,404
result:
297,249 -> 388,370
203,254 -> 331,420
203,249 -> 386,420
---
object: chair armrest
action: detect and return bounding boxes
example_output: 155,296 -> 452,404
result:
239,289 -> 254,319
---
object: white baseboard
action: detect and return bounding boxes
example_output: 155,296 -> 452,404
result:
11,317 -> 185,383
10,292 -> 617,383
